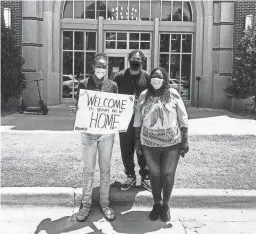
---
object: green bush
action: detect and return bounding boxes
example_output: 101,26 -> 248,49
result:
1,19 -> 27,105
225,24 -> 256,112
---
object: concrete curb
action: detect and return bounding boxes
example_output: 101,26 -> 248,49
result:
1,187 -> 256,209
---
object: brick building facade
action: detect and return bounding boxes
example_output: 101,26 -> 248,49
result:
1,0 -> 22,47
233,1 -> 256,57
1,0 -> 255,110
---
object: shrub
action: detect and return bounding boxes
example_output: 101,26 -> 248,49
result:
1,18 -> 27,105
225,24 -> 256,112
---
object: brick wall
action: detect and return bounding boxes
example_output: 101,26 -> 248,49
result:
233,1 -> 256,57
1,0 -> 22,47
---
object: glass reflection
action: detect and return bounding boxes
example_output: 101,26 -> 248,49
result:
129,0 -> 139,20
160,34 -> 170,52
86,32 -> 96,50
172,1 -> 182,21
63,31 -> 73,50
96,0 -> 107,18
183,1 -> 192,21
74,1 -> 84,18
140,0 -> 150,20
107,1 -> 118,20
181,54 -> 191,99
171,34 -> 181,53
170,54 -> 180,80
86,52 -> 96,76
75,32 -> 84,50
118,1 -> 128,20
159,54 -> 169,72
162,1 -> 172,21
182,34 -> 192,53
85,0 -> 96,19
63,0 -> 73,18
151,0 -> 161,20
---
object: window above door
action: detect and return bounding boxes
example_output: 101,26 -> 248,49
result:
105,32 -> 151,50
63,0 -> 193,22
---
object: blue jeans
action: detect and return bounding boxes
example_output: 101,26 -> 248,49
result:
142,144 -> 181,204
81,133 -> 115,208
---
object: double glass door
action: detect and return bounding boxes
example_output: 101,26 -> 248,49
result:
105,31 -> 152,80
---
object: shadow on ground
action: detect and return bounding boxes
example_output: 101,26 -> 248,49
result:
34,182 -> 172,234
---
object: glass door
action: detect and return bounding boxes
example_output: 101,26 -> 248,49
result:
108,56 -> 126,80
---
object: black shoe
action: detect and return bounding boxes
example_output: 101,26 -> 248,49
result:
149,203 -> 161,221
160,204 -> 170,222
141,178 -> 151,192
121,176 -> 136,191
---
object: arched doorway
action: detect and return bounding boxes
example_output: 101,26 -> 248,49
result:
60,0 -> 195,103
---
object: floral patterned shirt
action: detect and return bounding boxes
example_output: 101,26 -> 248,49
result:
134,88 -> 188,147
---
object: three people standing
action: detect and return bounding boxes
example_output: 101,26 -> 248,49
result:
73,51 -> 189,223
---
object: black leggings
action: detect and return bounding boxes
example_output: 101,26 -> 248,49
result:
142,144 -> 180,204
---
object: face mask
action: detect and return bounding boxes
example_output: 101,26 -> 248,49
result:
130,61 -> 141,71
95,68 -> 107,79
151,78 -> 164,90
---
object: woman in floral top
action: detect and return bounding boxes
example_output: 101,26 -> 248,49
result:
134,67 -> 189,222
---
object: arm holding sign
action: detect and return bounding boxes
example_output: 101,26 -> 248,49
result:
69,82 -> 86,115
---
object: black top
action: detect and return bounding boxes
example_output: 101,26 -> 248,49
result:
114,69 -> 150,98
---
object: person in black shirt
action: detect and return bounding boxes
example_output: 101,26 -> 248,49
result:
114,50 -> 151,191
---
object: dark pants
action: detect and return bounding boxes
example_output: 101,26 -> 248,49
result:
142,144 -> 181,204
119,115 -> 149,179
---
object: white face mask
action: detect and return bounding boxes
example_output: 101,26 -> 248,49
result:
151,78 -> 163,90
95,68 -> 107,79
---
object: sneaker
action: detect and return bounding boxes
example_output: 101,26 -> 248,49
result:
141,178 -> 151,192
76,203 -> 91,222
101,206 -> 115,221
149,203 -> 161,221
160,204 -> 170,222
121,176 -> 136,191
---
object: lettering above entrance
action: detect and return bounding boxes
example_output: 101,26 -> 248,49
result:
63,0 -> 192,21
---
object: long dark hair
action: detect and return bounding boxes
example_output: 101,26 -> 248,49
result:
147,67 -> 170,96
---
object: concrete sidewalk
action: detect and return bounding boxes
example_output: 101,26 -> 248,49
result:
1,205 -> 256,234
1,105 -> 256,135
1,187 -> 256,234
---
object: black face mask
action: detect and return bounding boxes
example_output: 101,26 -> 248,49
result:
130,61 -> 141,71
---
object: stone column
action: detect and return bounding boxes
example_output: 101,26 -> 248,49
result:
98,16 -> 103,53
212,0 -> 234,109
153,18 -> 159,69
22,0 -> 44,105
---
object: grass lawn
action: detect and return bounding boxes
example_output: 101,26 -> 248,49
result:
1,132 -> 256,189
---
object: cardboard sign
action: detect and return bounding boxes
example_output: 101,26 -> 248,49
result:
74,90 -> 135,134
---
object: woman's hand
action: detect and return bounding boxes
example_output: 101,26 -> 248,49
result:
135,138 -> 143,155
180,141 -> 189,157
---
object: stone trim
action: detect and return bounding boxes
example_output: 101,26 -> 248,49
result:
23,69 -> 36,72
213,1 -> 235,3
22,43 -> 43,47
219,73 -> 232,76
213,22 -> 234,26
213,48 -> 233,51
22,17 -> 43,21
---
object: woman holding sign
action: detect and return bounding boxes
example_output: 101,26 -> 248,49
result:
71,53 -> 117,222
134,67 -> 189,222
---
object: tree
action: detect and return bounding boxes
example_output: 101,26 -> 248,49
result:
1,18 -> 27,105
225,24 -> 256,112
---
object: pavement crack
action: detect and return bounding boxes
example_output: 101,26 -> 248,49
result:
181,223 -> 188,234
